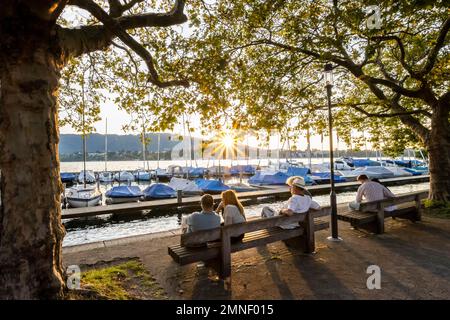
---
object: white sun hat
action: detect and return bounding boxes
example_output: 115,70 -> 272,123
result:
286,176 -> 306,189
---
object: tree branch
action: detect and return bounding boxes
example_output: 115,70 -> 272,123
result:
371,35 -> 418,78
346,104 -> 431,118
64,0 -> 188,88
62,0 -> 187,55
419,16 -> 450,77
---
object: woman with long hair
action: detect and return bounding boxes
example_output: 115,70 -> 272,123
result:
216,189 -> 246,242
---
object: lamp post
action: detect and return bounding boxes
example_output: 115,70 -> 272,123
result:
324,63 -> 342,241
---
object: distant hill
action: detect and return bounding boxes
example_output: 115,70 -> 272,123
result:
59,133 -> 184,154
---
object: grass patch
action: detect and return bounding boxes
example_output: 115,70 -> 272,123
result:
67,259 -> 167,300
423,199 -> 450,219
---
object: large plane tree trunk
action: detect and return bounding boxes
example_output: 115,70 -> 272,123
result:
0,5 -> 66,299
427,103 -> 450,201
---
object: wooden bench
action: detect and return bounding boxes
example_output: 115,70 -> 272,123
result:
168,209 -> 330,278
337,190 -> 428,234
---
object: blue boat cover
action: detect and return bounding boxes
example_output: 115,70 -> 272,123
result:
143,184 -> 177,199
402,168 -> 424,176
393,160 -> 410,167
106,186 -> 143,198
248,171 -> 290,185
195,179 -> 230,192
188,167 -> 207,176
134,172 -> 151,180
230,165 -> 256,175
311,172 -> 347,183
60,172 -> 77,182
352,159 -> 380,167
286,167 -> 310,177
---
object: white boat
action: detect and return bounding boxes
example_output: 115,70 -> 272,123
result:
312,160 -> 353,171
338,166 -> 394,180
78,170 -> 96,184
114,171 -> 135,182
65,185 -> 102,208
167,165 -> 186,177
98,171 -> 114,183
133,170 -> 151,181
383,166 -> 413,177
168,177 -> 202,195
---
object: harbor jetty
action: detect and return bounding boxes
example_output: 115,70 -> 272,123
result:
62,175 -> 429,219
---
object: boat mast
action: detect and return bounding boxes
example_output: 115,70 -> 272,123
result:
104,117 -> 108,172
321,133 -> 324,164
246,134 -> 249,165
182,113 -> 188,169
142,121 -> 147,171
82,104 -> 87,189
336,131 -> 340,158
364,130 -> 368,158
277,130 -> 280,170
306,126 -> 312,170
157,132 -> 161,169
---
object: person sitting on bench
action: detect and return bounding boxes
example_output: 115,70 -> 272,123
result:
216,190 -> 247,242
182,194 -> 221,236
261,176 -> 320,229
348,175 -> 396,211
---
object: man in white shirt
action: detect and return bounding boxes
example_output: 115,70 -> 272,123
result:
261,176 -> 321,229
348,175 -> 396,211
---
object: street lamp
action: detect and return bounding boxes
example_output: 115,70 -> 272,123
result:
324,63 -> 342,242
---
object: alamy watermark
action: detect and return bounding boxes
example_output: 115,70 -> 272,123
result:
365,5 -> 382,30
67,265 -> 81,290
366,265 -> 381,290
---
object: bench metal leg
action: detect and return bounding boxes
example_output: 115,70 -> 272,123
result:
220,229 -> 231,278
300,213 -> 315,253
414,195 -> 422,222
376,204 -> 385,234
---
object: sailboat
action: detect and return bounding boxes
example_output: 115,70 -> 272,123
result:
66,107 -> 102,208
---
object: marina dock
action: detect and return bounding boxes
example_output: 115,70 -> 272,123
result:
62,175 -> 430,219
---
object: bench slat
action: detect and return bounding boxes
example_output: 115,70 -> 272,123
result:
181,212 -> 308,246
359,191 -> 427,210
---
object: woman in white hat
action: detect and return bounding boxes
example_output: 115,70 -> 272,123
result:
261,176 -> 320,229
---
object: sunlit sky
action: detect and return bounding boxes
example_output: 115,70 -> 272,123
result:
59,102 -> 370,151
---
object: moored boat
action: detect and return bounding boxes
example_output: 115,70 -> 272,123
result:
78,170 -> 96,184
195,179 -> 230,194
153,168 -> 172,182
61,172 -> 77,183
98,171 -> 114,183
168,177 -> 202,195
310,172 -> 347,184
143,183 -> 177,200
105,185 -> 143,204
248,171 -> 290,186
133,170 -> 151,181
114,171 -> 135,182
65,185 -> 102,208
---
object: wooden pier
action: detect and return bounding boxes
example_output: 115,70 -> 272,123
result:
61,175 -> 430,219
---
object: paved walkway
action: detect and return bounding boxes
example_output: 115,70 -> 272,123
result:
63,215 -> 450,299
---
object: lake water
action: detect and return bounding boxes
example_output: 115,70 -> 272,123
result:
60,158 -> 328,172
62,182 -> 429,247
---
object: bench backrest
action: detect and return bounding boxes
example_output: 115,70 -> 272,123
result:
180,208 -> 328,247
359,190 -> 428,211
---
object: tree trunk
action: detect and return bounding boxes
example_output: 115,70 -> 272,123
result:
0,10 -> 66,299
428,104 -> 450,201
